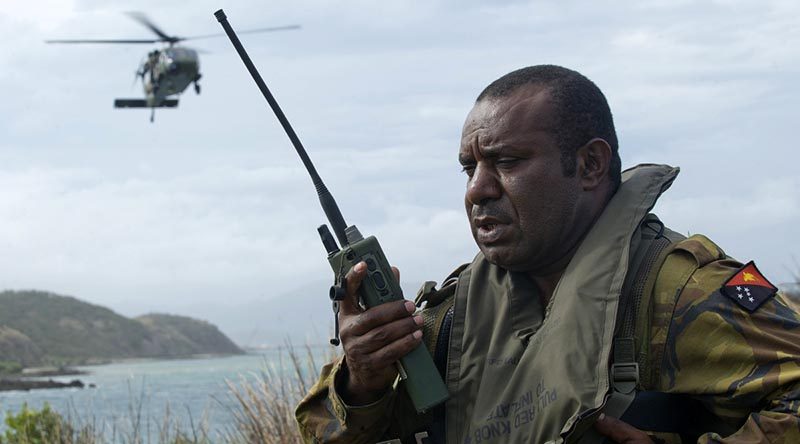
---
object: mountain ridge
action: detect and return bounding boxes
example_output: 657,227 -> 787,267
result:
0,290 -> 242,371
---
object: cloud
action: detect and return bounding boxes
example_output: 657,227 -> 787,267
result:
2,0 -> 77,31
659,177 -> 800,235
0,0 -> 798,343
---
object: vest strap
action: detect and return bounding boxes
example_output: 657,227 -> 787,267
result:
576,218 -> 673,444
611,337 -> 639,395
587,336 -> 639,442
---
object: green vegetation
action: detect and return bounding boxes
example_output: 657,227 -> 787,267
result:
0,362 -> 23,375
1,403 -> 92,444
1,402 -> 205,444
0,290 -> 242,371
1,345 -> 329,443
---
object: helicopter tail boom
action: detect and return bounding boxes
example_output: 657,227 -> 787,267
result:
114,98 -> 179,108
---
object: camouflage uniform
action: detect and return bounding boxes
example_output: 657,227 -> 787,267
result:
295,165 -> 800,444
295,230 -> 800,444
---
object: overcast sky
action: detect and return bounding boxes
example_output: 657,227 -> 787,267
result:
1,0 -> 797,346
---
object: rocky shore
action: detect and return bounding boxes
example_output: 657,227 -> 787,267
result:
0,377 -> 92,391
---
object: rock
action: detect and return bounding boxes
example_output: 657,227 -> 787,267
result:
0,377 -> 87,392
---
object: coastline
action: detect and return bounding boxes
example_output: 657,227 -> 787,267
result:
0,352 -> 245,393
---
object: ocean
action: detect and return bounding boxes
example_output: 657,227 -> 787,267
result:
0,350 -> 329,441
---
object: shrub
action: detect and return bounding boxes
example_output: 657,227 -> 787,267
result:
0,361 -> 23,375
1,403 -> 74,444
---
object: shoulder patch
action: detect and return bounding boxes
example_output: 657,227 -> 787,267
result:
720,261 -> 777,312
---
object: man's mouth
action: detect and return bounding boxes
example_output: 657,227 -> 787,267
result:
474,217 -> 507,243
478,223 -> 497,233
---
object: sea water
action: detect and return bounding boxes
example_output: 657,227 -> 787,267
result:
0,350 -> 327,441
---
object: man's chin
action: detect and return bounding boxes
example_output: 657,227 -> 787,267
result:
479,245 -> 544,274
479,245 -> 516,269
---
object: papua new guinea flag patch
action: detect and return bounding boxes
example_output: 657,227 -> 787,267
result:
721,261 -> 778,312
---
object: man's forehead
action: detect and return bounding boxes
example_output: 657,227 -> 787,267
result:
463,84 -> 557,136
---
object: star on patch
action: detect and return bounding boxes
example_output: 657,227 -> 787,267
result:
721,261 -> 777,313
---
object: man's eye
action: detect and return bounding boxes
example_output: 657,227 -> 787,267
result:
496,158 -> 519,167
461,165 -> 476,176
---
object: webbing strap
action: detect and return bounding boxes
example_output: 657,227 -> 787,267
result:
578,391 -> 723,444
573,337 -> 639,444
576,217 -> 673,444
611,337 -> 638,396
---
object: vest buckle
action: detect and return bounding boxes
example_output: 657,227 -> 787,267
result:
611,362 -> 639,395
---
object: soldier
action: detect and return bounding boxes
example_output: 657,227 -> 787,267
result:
295,65 -> 800,443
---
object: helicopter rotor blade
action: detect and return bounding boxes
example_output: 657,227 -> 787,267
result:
179,25 -> 301,41
126,11 -> 177,43
46,39 -> 160,44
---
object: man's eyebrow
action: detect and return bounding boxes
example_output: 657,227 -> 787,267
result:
459,144 -> 516,164
480,144 -> 515,157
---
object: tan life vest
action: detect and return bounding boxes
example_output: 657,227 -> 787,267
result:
442,164 -> 680,444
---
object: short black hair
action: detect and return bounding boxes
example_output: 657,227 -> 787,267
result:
476,65 -> 621,190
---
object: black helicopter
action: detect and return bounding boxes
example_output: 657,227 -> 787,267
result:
46,12 -> 299,122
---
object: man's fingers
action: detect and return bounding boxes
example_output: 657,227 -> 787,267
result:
344,299 -> 417,337
338,262 -> 368,315
351,313 -> 423,354
360,329 -> 424,371
593,414 -> 653,444
337,263 -> 403,317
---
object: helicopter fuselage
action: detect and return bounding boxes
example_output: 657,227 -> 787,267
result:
45,11 -> 298,121
143,46 -> 200,106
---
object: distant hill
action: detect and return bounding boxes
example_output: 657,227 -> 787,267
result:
0,326 -> 43,372
135,313 -> 241,357
0,290 -> 242,370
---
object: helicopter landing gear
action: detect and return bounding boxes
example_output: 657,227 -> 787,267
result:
193,74 -> 202,95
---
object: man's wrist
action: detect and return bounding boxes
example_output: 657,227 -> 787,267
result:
336,361 -> 390,406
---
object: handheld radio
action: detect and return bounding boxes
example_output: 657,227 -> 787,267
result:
214,9 -> 449,413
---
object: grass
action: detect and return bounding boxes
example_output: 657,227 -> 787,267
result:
220,344 -> 324,444
1,344 -> 332,444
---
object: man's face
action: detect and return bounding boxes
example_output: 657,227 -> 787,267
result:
459,86 -> 585,273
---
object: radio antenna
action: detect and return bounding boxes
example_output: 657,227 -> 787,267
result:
214,9 -> 349,247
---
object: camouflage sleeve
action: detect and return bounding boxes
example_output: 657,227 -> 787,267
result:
295,349 -> 435,442
294,356 -> 398,443
295,273 -> 461,443
650,236 -> 800,443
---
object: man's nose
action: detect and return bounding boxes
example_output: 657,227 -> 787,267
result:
465,164 -> 501,205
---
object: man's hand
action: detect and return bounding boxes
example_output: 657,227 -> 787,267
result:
337,261 -> 424,406
594,414 -> 654,444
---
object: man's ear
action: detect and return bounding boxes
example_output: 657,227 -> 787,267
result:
576,138 -> 612,191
